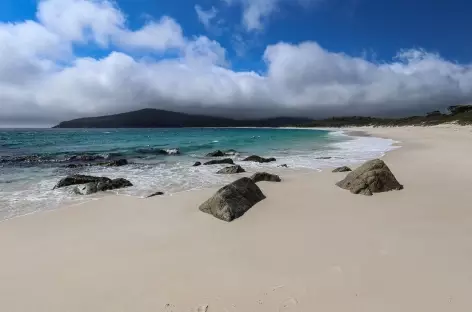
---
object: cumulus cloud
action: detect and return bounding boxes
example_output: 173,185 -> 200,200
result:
1,0 -> 472,127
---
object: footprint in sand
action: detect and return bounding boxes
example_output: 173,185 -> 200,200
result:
278,297 -> 299,312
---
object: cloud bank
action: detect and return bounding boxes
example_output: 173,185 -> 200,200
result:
1,0 -> 472,126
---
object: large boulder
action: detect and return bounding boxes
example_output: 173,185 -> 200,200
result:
243,155 -> 276,163
193,161 -> 202,167
199,177 -> 266,222
54,175 -> 110,189
251,172 -> 281,183
332,166 -> 352,173
336,159 -> 403,196
217,165 -> 246,174
204,158 -> 234,165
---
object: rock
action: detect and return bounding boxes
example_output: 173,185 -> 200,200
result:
65,163 -> 86,168
206,150 -> 225,157
316,156 -> 332,160
217,165 -> 246,174
203,158 -> 234,165
73,178 -> 133,195
54,175 -> 110,189
136,148 -> 180,155
68,155 -> 105,162
199,177 -> 266,222
332,166 -> 352,173
147,191 -> 164,198
73,183 -> 98,195
336,159 -> 403,196
278,164 -> 288,168
224,149 -> 238,155
251,172 -> 281,183
193,161 -> 202,167
99,159 -> 128,167
243,155 -> 276,163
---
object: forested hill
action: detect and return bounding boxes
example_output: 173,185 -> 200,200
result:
53,109 -> 313,128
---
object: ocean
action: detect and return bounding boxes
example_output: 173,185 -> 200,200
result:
0,128 -> 396,220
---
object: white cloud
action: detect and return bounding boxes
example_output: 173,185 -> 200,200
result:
1,0 -> 472,127
195,5 -> 219,31
225,0 -> 324,31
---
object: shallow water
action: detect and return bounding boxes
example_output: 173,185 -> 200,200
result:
0,128 -> 396,220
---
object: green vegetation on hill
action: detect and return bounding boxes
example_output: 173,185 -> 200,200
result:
297,105 -> 472,128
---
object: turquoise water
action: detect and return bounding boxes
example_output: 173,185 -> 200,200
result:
0,128 -> 395,220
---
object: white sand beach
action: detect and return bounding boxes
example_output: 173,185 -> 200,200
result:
1,125 -> 472,312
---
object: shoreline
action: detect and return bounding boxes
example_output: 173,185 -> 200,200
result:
2,125 -> 472,311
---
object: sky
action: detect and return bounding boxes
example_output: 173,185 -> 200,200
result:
1,0 -> 472,126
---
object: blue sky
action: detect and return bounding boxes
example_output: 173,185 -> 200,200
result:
1,0 -> 472,126
1,0 -> 470,65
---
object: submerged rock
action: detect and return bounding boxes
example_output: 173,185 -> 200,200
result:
193,161 -> 202,167
204,158 -> 234,165
316,156 -> 332,160
250,172 -> 281,183
224,149 -> 238,155
217,165 -> 246,174
206,150 -> 225,157
136,148 -> 180,155
73,178 -> 133,195
336,159 -> 403,196
68,155 -> 105,162
54,175 -> 110,189
99,159 -> 128,167
332,166 -> 352,173
278,164 -> 289,168
199,177 -> 266,222
147,191 -> 164,198
243,155 -> 276,163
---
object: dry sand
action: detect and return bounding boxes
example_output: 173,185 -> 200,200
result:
1,125 -> 472,312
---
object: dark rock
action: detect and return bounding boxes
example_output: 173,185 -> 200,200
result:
147,191 -> 164,198
204,158 -> 234,165
332,166 -> 352,173
278,164 -> 288,168
217,165 -> 246,174
206,150 -> 225,157
251,172 -> 281,183
336,159 -> 403,196
243,155 -> 276,163
136,148 -> 180,155
193,161 -> 202,167
99,159 -> 128,167
73,178 -> 133,195
199,177 -> 266,222
65,163 -> 86,168
224,149 -> 238,155
316,156 -> 332,160
54,175 -> 111,189
68,155 -> 105,162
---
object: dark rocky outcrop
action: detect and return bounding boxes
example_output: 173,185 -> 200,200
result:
243,155 -> 276,163
54,175 -> 110,189
206,150 -> 225,157
250,172 -> 281,183
217,165 -> 246,174
193,161 -> 202,167
146,191 -> 164,198
204,158 -> 234,165
199,177 -> 266,222
73,178 -> 132,195
278,164 -> 288,168
336,159 -> 403,196
332,166 -> 352,173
